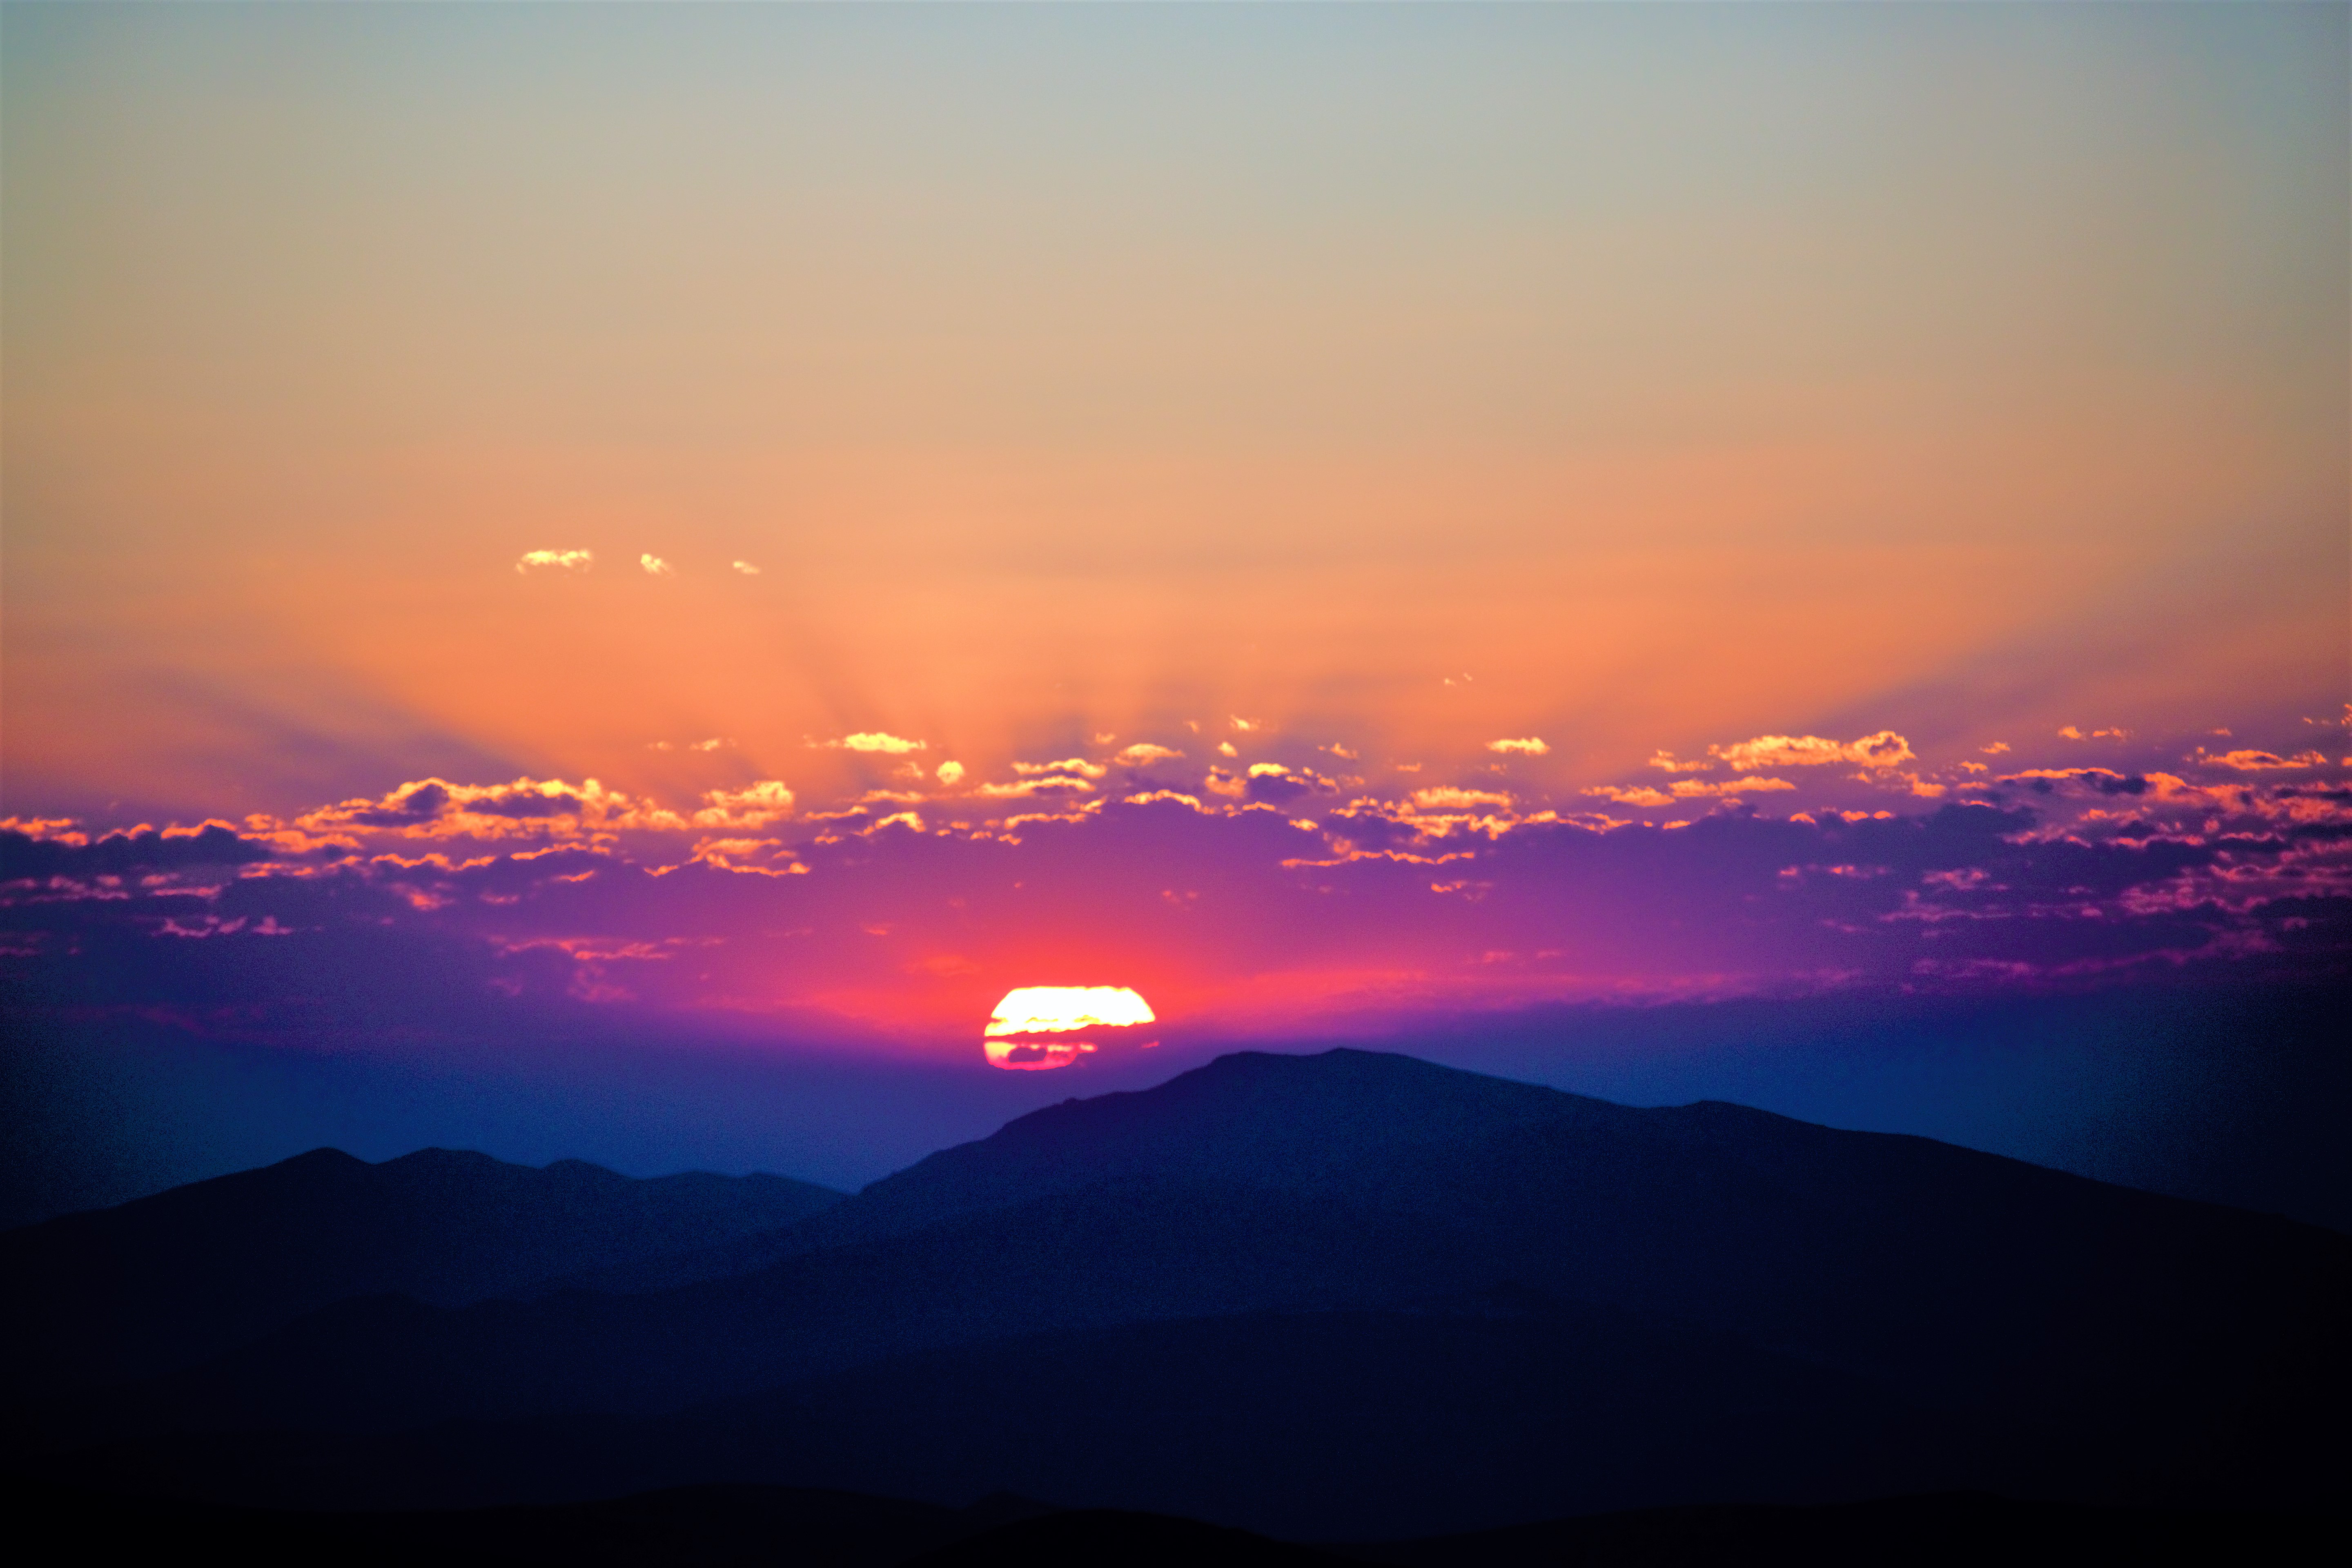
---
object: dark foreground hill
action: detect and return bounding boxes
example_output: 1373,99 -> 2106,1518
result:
15,1049 -> 2349,1535
0,1145 -> 843,1396
4,1477 -> 2326,1567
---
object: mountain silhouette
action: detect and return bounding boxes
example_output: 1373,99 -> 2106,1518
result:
14,1049 -> 2347,1535
0,1146 -> 842,1397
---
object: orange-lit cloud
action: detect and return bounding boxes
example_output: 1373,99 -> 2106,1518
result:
690,780 -> 796,829
1670,777 -> 1797,798
515,549 -> 592,574
1412,786 -> 1511,811
1013,758 -> 1109,780
1487,738 -> 1550,756
2196,749 -> 2327,771
817,733 -> 927,754
1585,785 -> 1674,807
1709,732 -> 1915,773
640,554 -> 675,577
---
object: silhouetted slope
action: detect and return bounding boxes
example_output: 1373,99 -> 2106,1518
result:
0,1147 -> 842,1395
1338,1491 -> 2333,1568
902,1509 -> 1348,1566
0,1477 -> 1051,1567
29,1301 -> 1975,1535
24,1050 -> 2352,1527
9,1474 -> 2314,1568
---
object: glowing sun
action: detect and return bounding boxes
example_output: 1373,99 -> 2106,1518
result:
984,985 -> 1158,1070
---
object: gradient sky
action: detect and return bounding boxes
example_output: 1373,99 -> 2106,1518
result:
2,4 -> 2347,1215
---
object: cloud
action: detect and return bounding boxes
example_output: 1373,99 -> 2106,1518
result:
287,776 -> 698,843
1584,785 -> 1674,807
935,761 -> 966,786
1012,758 -> 1109,780
1114,743 -> 1184,766
1241,763 -> 1336,806
5,762 -> 2347,1056
816,733 -> 927,754
2001,769 -> 2150,798
973,777 -> 1094,799
1,822 -> 273,882
730,561 -> 761,576
1981,742 -> 2011,755
2196,749 -> 2326,772
1231,717 -> 1262,732
641,555 -> 675,577
1487,738 -> 1550,756
1669,777 -> 1797,798
514,549 -> 592,574
1709,731 -> 1915,773
690,781 -> 796,829
1412,786 -> 1512,812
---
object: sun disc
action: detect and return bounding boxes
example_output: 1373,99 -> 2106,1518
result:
984,985 -> 1156,1069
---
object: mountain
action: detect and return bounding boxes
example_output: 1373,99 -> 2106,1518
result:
18,1049 -> 2349,1534
6,1475 -> 2317,1568
0,1146 -> 843,1396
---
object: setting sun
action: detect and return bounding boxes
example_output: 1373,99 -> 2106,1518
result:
983,986 -> 1158,1071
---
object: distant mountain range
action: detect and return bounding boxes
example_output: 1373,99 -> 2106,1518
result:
8,1049 -> 2345,1541
0,1144 -> 843,1396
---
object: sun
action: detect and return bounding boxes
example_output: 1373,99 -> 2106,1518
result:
983,985 -> 1157,1070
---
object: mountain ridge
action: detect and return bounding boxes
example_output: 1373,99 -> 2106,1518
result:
15,1047 -> 2346,1530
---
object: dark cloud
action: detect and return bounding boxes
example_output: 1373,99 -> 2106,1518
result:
0,825 -> 272,882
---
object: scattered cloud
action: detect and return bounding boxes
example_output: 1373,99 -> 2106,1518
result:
1670,777 -> 1797,798
1585,785 -> 1674,807
817,733 -> 927,754
935,761 -> 966,786
1412,786 -> 1511,811
515,549 -> 592,574
1487,738 -> 1550,756
641,554 -> 675,577
690,781 -> 796,829
1115,743 -> 1184,766
2196,749 -> 2326,772
1218,742 -> 1239,758
730,561 -> 761,576
1980,742 -> 2011,755
1241,763 -> 1337,806
8,744 -> 2347,1034
1013,758 -> 1109,780
1710,731 -> 1915,773
973,777 -> 1094,799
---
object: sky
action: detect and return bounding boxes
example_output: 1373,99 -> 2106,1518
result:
3,4 -> 2346,1224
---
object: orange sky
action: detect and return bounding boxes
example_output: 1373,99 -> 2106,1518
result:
4,3 -> 2344,825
